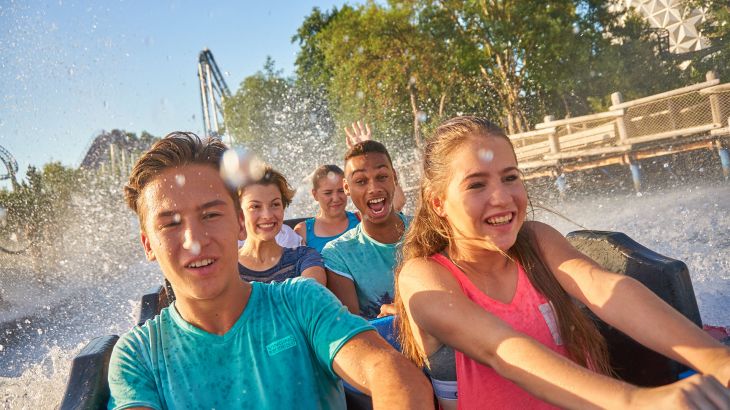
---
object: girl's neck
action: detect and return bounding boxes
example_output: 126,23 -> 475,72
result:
240,237 -> 282,264
448,243 -> 512,274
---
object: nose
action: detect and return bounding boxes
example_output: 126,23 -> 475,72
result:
182,218 -> 210,253
488,184 -> 511,206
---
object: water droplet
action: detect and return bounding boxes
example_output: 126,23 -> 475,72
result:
357,46 -> 364,54
37,329 -> 43,335
175,174 -> 186,187
343,35 -> 350,43
478,149 -> 494,162
172,213 -> 181,223
356,90 -> 365,99
417,111 -> 427,123
0,345 -> 3,351
409,76 -> 417,85
327,171 -> 338,181
220,148 -> 253,188
9,233 -> 17,242
183,230 -> 201,255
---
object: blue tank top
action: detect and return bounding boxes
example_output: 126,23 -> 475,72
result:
305,211 -> 360,254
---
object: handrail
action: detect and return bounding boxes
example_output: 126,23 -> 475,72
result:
610,79 -> 720,110
535,110 -> 625,130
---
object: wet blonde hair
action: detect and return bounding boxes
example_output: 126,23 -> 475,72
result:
394,116 -> 611,375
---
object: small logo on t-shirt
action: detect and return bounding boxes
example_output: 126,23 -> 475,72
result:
266,335 -> 297,356
539,302 -> 563,346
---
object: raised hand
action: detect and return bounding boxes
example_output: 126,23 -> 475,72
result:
344,120 -> 372,149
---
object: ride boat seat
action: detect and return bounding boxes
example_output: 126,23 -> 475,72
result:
60,229 -> 705,409
566,230 -> 702,387
58,334 -> 119,410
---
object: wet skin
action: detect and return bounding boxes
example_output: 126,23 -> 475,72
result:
435,136 -> 528,254
138,164 -> 247,333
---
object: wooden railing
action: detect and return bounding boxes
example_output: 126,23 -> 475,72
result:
509,71 -> 730,178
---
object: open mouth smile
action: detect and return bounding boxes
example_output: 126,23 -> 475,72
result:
186,258 -> 214,268
367,197 -> 387,216
485,213 -> 514,226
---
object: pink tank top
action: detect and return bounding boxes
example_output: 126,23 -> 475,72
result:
430,253 -> 568,410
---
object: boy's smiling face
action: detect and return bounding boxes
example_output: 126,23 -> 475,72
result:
138,164 -> 245,303
344,152 -> 397,225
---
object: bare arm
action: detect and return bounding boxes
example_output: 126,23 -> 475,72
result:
399,257 -> 730,409
326,268 -> 360,315
301,266 -> 326,286
530,222 -> 730,386
293,222 -> 307,246
333,330 -> 434,409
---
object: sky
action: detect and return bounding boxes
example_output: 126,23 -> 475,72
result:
0,0 -> 345,188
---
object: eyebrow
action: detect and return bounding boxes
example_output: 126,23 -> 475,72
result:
156,199 -> 227,219
462,166 -> 520,181
349,164 -> 389,178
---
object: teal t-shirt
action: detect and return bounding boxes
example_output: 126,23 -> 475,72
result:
321,213 -> 410,319
107,278 -> 373,410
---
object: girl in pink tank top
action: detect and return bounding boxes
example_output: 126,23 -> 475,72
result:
431,253 -> 566,409
393,117 -> 730,410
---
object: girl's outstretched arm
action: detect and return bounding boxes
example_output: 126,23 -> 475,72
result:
529,221 -> 730,387
399,257 -> 730,409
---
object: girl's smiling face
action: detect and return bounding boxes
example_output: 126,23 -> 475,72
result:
240,184 -> 284,242
436,135 -> 527,253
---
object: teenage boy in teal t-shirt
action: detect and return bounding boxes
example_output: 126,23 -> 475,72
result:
322,140 -> 409,319
108,133 -> 432,409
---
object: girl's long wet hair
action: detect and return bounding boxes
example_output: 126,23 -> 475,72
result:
394,116 -> 611,375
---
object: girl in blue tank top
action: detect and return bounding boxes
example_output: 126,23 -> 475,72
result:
295,165 -> 360,253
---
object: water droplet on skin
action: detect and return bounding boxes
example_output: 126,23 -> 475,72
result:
183,230 -> 201,255
326,171 -> 337,181
478,149 -> 494,162
175,174 -> 186,187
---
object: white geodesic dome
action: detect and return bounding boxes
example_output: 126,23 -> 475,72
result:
622,0 -> 709,54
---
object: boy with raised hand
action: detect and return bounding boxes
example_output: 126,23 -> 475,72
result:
107,132 -> 432,409
322,132 -> 408,319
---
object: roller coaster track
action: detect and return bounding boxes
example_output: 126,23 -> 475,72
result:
198,49 -> 232,144
0,144 -> 19,190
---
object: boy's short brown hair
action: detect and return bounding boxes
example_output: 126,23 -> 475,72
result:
124,132 -> 238,224
238,166 -> 296,209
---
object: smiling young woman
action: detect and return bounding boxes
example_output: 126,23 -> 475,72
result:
394,116 -> 730,409
237,166 -> 326,286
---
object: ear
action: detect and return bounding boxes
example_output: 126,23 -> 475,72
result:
432,195 -> 446,218
392,168 -> 398,186
311,188 -> 317,200
343,177 -> 351,196
140,230 -> 156,261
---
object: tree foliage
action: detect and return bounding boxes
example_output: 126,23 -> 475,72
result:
223,1 -> 717,155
